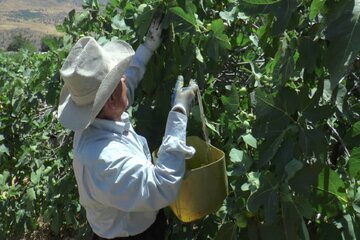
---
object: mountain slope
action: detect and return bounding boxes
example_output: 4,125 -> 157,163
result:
0,0 -> 84,50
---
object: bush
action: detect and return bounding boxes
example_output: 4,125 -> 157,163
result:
40,35 -> 62,52
6,34 -> 37,52
1,0 -> 360,239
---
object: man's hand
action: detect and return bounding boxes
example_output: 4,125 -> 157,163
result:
171,76 -> 199,116
144,15 -> 163,51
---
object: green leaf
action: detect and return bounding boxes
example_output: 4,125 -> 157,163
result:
65,211 -> 77,225
251,89 -> 275,118
259,224 -> 284,240
300,217 -> 311,240
211,19 -> 225,35
335,84 -> 347,112
281,201 -> 310,240
298,37 -> 320,73
317,222 -> 342,240
275,1 -> 298,35
51,208 -> 61,234
41,36 -> 59,52
30,171 -> 40,184
317,166 -> 346,203
219,7 -> 237,25
229,148 -> 252,176
205,120 -> 220,136
236,32 -> 250,47
251,89 -> 294,134
221,84 -> 239,113
324,0 -> 360,89
299,128 -> 327,157
74,10 -> 90,26
243,0 -> 280,4
349,121 -> 360,137
234,214 -> 247,228
295,197 -> 314,219
348,147 -> 360,178
83,0 -> 99,10
0,144 -> 9,156
210,19 -> 231,49
344,121 -> 360,149
67,9 -> 76,24
170,7 -> 197,27
242,133 -> 257,148
312,167 -> 344,218
289,163 -> 322,195
277,87 -> 299,116
239,1 -> 296,35
206,36 -> 220,60
46,72 -> 60,105
309,0 -> 326,20
247,172 -> 279,224
26,187 -> 36,201
303,105 -> 334,123
230,148 -> 244,163
272,37 -> 294,87
111,15 -> 130,31
0,171 -> 10,185
285,159 -> 303,181
353,202 -> 360,214
16,209 -> 25,224
195,46 -> 204,63
43,208 -> 53,223
135,6 -> 154,40
341,214 -> 357,240
318,168 -> 345,198
259,130 -> 286,166
214,222 -> 237,240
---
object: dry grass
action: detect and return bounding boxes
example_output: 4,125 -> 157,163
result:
0,0 -> 82,13
0,21 -> 61,35
0,0 -> 83,50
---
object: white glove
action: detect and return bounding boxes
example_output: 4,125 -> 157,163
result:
171,76 -> 199,116
144,16 -> 163,51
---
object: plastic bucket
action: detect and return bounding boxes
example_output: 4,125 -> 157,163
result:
153,136 -> 228,222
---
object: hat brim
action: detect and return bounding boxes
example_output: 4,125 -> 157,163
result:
57,39 -> 134,131
58,85 -> 93,130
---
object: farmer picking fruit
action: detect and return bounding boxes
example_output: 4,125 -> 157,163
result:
57,15 -> 198,240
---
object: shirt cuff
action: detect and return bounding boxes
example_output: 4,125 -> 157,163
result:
135,44 -> 153,65
171,104 -> 186,115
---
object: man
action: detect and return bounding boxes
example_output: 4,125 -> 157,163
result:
57,18 -> 198,239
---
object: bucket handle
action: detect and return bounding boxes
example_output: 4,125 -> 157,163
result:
195,89 -> 213,165
196,89 -> 210,145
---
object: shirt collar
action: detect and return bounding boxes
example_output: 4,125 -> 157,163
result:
91,112 -> 131,134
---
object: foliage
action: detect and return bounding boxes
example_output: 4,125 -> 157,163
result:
40,36 -> 63,52
6,34 -> 37,52
1,0 -> 360,239
0,49 -> 88,238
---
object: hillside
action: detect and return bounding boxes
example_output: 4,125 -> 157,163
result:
0,0 -> 84,50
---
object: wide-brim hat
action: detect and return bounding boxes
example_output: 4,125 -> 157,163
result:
57,37 -> 134,131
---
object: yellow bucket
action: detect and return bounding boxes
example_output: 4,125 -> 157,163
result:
153,136 -> 228,222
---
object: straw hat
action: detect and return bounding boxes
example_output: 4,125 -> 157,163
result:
57,37 -> 134,131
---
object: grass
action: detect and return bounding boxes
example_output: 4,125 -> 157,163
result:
6,10 -> 47,21
0,21 -> 62,35
0,0 -> 81,50
1,51 -> 30,62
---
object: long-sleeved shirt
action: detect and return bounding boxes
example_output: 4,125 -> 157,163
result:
72,43 -> 195,238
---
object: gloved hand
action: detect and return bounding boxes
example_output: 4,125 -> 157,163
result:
144,15 -> 163,51
171,76 -> 199,116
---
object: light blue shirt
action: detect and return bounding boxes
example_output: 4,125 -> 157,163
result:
72,43 -> 195,238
